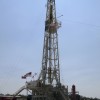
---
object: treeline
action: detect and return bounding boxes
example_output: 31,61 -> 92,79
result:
80,96 -> 100,100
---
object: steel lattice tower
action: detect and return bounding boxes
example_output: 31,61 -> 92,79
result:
38,0 -> 61,86
12,1 -> 70,100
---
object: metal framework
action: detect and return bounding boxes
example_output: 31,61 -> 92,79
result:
38,0 -> 61,86
12,1 -> 69,100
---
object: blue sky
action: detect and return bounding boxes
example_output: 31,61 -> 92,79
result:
0,0 -> 100,98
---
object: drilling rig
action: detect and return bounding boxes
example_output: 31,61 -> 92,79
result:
13,0 -> 69,100
38,0 -> 61,87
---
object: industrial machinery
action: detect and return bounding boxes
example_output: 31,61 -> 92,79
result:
13,0 -> 69,100
69,85 -> 80,100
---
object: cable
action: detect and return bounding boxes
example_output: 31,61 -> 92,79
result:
65,19 -> 100,28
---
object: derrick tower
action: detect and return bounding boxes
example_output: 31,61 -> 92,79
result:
39,0 -> 61,86
12,1 -> 69,100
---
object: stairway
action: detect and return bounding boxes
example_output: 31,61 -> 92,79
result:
13,85 -> 26,97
